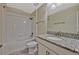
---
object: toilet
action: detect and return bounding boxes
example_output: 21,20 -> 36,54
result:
25,38 -> 37,55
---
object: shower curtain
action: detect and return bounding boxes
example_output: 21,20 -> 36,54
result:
3,11 -> 32,54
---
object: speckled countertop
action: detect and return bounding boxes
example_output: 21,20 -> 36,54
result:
36,34 -> 79,54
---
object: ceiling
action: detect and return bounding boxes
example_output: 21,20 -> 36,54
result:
7,3 -> 43,14
7,3 -> 78,15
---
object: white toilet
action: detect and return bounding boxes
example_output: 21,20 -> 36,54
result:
25,38 -> 37,55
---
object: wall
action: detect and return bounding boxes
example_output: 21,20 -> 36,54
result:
31,4 -> 47,35
36,4 -> 47,35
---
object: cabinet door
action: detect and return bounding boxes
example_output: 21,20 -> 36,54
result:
45,48 -> 57,55
38,43 -> 57,55
38,43 -> 46,55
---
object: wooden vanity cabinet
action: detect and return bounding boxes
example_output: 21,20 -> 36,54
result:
36,37 -> 77,55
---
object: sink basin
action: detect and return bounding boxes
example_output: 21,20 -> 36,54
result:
46,37 -> 63,40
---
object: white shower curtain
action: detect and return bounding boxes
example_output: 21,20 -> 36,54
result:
3,12 -> 32,54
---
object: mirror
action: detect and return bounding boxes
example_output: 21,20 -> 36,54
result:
47,3 -> 79,34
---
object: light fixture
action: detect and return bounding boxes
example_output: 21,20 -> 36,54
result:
50,3 -> 62,9
51,4 -> 56,9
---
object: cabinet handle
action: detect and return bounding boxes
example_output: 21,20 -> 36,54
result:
46,51 -> 50,55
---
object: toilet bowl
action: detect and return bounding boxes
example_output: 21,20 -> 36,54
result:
25,38 -> 37,54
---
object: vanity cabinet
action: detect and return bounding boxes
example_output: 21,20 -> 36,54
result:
36,37 -> 76,55
38,43 -> 56,55
38,43 -> 46,55
45,47 -> 57,55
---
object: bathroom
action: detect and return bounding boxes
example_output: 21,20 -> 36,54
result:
0,3 -> 79,55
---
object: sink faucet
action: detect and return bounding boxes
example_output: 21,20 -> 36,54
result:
55,32 -> 62,37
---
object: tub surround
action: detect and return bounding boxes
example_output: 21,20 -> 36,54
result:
36,34 -> 79,54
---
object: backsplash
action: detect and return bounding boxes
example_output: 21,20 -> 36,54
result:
47,31 -> 79,39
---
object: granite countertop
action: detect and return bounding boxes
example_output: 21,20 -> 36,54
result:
36,34 -> 79,54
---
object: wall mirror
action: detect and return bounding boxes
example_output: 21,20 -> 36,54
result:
47,3 -> 79,34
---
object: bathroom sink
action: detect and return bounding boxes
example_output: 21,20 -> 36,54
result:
46,36 -> 63,40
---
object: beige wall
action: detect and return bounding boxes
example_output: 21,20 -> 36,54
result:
36,4 -> 47,35
31,4 -> 47,35
47,5 -> 79,33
